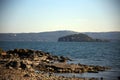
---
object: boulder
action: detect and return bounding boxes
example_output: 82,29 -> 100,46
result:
6,61 -> 20,69
20,61 -> 27,70
24,60 -> 32,65
23,74 -> 30,77
59,56 -> 67,63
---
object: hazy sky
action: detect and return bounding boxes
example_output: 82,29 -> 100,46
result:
0,0 -> 120,33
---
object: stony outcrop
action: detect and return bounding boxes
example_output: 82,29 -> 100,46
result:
37,63 -> 110,73
0,68 -> 99,80
0,48 -> 110,74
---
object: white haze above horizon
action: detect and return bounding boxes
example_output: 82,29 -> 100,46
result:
0,0 -> 120,33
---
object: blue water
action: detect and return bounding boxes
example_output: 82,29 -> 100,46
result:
0,41 -> 120,80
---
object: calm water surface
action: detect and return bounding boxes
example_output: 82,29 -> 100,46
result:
0,41 -> 120,80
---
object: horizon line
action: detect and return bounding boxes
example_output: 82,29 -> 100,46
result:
0,30 -> 120,34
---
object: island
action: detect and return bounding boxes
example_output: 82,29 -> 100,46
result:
58,33 -> 109,42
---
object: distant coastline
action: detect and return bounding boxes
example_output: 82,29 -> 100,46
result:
0,30 -> 120,42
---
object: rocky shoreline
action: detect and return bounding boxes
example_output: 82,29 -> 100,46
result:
0,48 -> 110,80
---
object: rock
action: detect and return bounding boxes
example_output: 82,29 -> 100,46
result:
25,60 -> 32,65
59,56 -> 67,63
40,56 -> 47,61
52,55 -> 59,61
74,68 -> 80,73
33,57 -> 40,61
88,70 -> 98,73
0,48 -> 4,55
0,48 -> 9,59
20,61 -> 27,70
45,52 -> 50,56
13,48 -> 19,53
117,76 -> 120,80
0,60 -> 8,64
19,49 -> 25,53
1,48 -> 110,75
35,50 -> 43,57
23,74 -> 30,77
0,52 -> 7,56
93,66 -> 106,71
100,77 -> 103,80
0,52 -> 8,58
26,65 -> 31,69
33,61 -> 39,67
6,60 -> 20,69
29,68 -> 35,72
89,78 -> 98,80
47,56 -> 53,61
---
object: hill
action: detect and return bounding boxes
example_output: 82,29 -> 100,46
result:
0,31 -> 78,42
0,30 -> 119,42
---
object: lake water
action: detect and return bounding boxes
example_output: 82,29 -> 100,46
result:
0,41 -> 120,80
